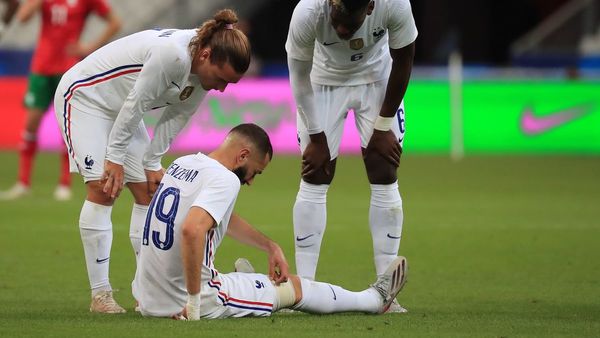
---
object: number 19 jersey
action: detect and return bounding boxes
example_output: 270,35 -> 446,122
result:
133,153 -> 240,317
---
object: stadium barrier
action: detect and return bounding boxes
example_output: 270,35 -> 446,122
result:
0,77 -> 598,154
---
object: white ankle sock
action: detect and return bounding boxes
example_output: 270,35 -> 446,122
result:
129,203 -> 148,264
293,277 -> 381,314
369,181 -> 403,276
79,200 -> 113,296
293,180 -> 329,280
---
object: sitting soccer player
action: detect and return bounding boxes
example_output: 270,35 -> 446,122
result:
132,123 -> 408,319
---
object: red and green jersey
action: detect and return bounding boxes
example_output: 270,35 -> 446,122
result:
31,0 -> 111,75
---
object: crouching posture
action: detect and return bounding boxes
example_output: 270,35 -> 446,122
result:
132,124 -> 407,319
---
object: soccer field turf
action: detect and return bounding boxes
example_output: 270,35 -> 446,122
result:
0,152 -> 598,337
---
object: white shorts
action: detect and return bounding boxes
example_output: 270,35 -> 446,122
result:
200,272 -> 276,319
54,97 -> 148,184
297,80 -> 406,159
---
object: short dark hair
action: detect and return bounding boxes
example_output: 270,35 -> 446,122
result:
230,123 -> 273,160
336,0 -> 371,13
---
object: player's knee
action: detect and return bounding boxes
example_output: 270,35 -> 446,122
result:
128,182 -> 152,205
85,181 -> 114,206
363,151 -> 398,184
301,159 -> 337,184
302,171 -> 335,185
274,275 -> 302,311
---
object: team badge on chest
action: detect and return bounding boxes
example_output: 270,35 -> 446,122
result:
349,38 -> 364,50
179,86 -> 195,101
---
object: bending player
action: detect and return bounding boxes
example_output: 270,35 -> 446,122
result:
285,0 -> 417,312
54,9 -> 251,313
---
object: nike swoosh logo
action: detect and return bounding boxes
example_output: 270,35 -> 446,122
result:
520,104 -> 593,135
387,233 -> 401,239
296,234 -> 314,242
323,41 -> 339,46
96,257 -> 110,263
327,284 -> 337,300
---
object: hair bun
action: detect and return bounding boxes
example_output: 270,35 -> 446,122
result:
214,9 -> 238,25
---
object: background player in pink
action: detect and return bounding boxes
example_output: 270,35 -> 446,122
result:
286,0 -> 417,313
0,0 -> 121,201
54,9 -> 252,314
132,123 -> 408,320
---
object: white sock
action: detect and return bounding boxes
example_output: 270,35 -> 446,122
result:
79,200 -> 113,296
293,180 -> 329,280
369,181 -> 404,276
129,203 -> 148,264
293,278 -> 381,314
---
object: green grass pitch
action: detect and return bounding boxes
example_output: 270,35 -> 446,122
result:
0,152 -> 599,337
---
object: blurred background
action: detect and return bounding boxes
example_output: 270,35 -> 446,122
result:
0,0 -> 599,156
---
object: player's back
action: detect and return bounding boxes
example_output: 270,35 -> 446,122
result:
58,29 -> 195,117
133,153 -> 240,317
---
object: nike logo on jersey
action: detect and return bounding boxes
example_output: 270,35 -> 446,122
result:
296,234 -> 314,241
520,104 -> 593,135
171,81 -> 181,89
387,233 -> 401,239
96,257 -> 109,264
323,41 -> 339,46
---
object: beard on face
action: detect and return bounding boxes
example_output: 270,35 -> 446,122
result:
233,165 -> 248,185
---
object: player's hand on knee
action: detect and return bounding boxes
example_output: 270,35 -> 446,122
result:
145,168 -> 165,198
102,160 -> 125,199
302,134 -> 331,177
367,130 -> 402,167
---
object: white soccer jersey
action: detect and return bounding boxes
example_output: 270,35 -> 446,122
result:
57,29 -> 207,170
133,153 -> 240,317
286,0 -> 418,86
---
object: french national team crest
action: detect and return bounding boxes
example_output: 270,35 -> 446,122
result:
179,86 -> 194,101
349,38 -> 364,50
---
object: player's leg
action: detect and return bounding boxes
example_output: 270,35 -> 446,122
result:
288,256 -> 408,314
293,84 -> 349,280
355,82 -> 407,313
54,100 -> 125,313
123,121 -> 152,265
0,74 -> 47,199
49,74 -> 73,201
355,81 -> 406,277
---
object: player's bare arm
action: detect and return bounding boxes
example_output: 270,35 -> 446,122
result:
68,11 -> 121,57
287,57 -> 332,177
181,207 -> 214,320
14,0 -> 41,23
226,213 -> 290,285
1,0 -> 18,25
367,42 -> 415,167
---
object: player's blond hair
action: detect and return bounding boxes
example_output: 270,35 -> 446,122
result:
189,9 -> 251,74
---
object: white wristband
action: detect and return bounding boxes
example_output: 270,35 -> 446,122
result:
187,292 -> 201,307
186,292 -> 201,320
373,116 -> 395,131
